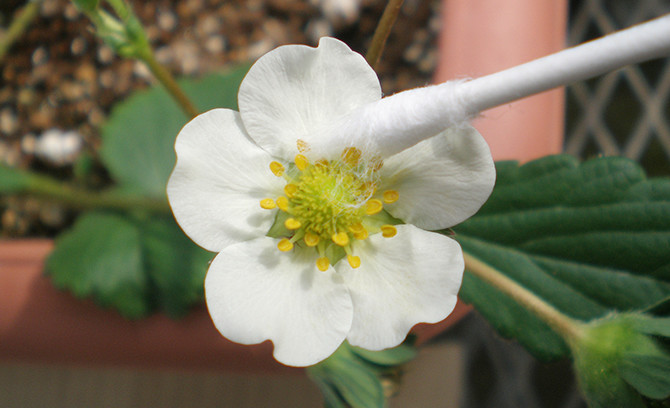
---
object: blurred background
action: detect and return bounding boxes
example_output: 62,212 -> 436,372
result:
1,0 -> 669,406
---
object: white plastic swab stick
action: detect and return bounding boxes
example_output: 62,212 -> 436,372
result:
321,14 -> 670,158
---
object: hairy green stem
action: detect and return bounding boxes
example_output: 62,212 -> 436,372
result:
23,172 -> 170,214
140,49 -> 199,119
0,0 -> 42,64
463,252 -> 584,343
365,0 -> 404,69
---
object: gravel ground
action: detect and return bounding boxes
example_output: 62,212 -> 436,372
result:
0,0 -> 440,237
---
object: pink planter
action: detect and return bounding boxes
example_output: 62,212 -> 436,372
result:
436,0 -> 567,161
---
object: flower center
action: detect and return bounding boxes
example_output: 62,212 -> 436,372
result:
260,142 -> 400,271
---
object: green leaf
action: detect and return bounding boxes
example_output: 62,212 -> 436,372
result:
619,354 -> 670,399
0,164 -> 31,193
46,211 -> 211,318
307,343 -> 385,408
454,155 -> 670,360
46,211 -> 149,318
139,215 -> 212,318
99,66 -> 250,197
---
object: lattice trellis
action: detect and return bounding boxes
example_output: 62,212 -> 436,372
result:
565,0 -> 670,176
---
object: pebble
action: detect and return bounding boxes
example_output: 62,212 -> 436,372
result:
204,35 -> 226,55
34,128 -> 83,166
70,36 -> 88,56
0,108 -> 18,135
31,46 -> 49,66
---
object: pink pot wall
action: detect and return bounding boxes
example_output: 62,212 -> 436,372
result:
436,0 -> 568,162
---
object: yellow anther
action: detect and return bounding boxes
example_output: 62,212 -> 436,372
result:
341,147 -> 362,166
284,218 -> 302,230
284,183 -> 298,198
304,232 -> 320,247
277,238 -> 293,252
365,199 -> 383,215
316,257 -> 330,271
260,198 -> 276,210
294,154 -> 309,171
348,223 -> 365,234
370,156 -> 384,171
276,196 -> 289,211
347,255 -> 361,269
332,232 -> 350,247
270,161 -> 285,177
353,229 -> 369,240
381,225 -> 397,238
297,139 -> 310,153
383,190 -> 399,204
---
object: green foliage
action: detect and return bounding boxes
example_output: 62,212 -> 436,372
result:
307,341 -> 417,408
454,155 -> 670,360
45,67 -> 249,318
0,164 -> 31,193
100,66 -> 249,197
47,211 -> 211,318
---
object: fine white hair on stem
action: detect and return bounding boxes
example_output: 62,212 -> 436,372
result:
316,13 -> 670,158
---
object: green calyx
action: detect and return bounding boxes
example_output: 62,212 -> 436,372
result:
572,313 -> 670,408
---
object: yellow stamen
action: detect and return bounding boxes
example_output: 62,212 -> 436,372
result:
277,238 -> 293,252
383,190 -> 399,204
381,225 -> 397,238
332,231 -> 350,246
348,223 -> 364,234
341,147 -> 361,166
304,232 -> 320,247
297,139 -> 310,153
276,196 -> 289,212
284,218 -> 301,230
270,161 -> 285,177
353,229 -> 369,240
294,154 -> 309,171
316,257 -> 330,271
347,255 -> 361,269
314,159 -> 328,167
260,198 -> 276,209
370,156 -> 384,171
365,199 -> 383,215
284,183 -> 298,198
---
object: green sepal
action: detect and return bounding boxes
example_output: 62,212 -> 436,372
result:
307,341 -> 418,408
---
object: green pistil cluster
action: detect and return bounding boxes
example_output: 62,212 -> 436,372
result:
289,159 -> 368,240
260,143 -> 400,271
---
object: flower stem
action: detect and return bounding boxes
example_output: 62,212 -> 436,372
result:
0,0 -> 42,64
22,171 -> 170,214
139,49 -> 200,119
365,0 -> 404,69
463,251 -> 584,343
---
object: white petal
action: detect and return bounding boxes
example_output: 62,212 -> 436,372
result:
238,37 -> 381,160
205,237 -> 353,367
337,225 -> 463,350
380,124 -> 495,230
167,109 -> 284,252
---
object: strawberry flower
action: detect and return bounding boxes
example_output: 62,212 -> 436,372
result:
167,37 -> 495,366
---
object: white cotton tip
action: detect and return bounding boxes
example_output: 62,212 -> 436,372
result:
34,128 -> 83,166
314,79 -> 473,158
